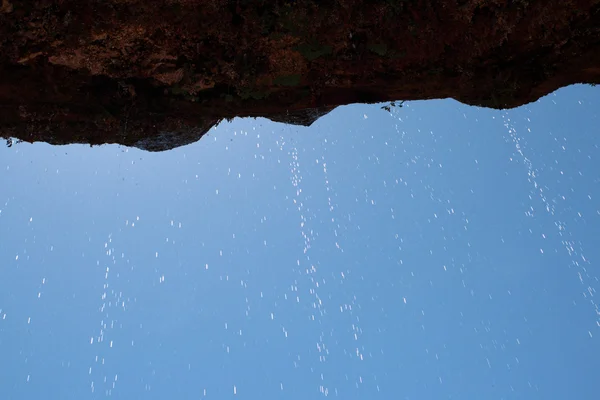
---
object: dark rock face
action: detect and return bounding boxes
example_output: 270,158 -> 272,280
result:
1,0 -> 599,151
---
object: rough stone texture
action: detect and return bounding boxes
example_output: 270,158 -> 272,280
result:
1,0 -> 599,151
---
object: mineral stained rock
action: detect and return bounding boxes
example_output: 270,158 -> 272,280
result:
1,0 -> 599,151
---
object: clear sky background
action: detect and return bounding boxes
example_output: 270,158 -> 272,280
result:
1,85 -> 599,399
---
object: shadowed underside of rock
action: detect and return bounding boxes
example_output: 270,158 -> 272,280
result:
1,0 -> 599,151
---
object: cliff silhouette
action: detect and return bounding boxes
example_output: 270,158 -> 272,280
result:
1,0 -> 599,151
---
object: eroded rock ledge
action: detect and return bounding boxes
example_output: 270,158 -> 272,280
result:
1,0 -> 599,151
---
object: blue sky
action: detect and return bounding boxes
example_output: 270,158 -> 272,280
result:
0,85 -> 599,399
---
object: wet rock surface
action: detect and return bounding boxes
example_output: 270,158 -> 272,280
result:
1,0 -> 599,151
